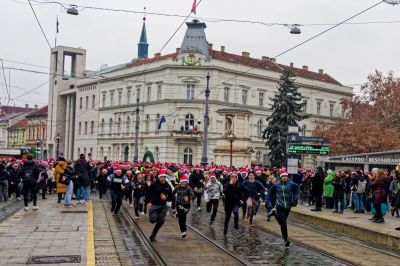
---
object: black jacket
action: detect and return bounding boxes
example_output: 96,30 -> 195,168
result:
74,159 -> 91,186
146,179 -> 173,206
189,172 -> 204,189
332,177 -> 346,199
223,182 -> 243,207
311,171 -> 325,196
0,169 -> 10,182
8,168 -> 22,183
21,160 -> 40,184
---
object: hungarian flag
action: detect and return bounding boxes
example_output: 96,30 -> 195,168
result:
191,0 -> 197,14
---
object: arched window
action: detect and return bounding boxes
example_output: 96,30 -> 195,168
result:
109,118 -> 113,134
154,146 -> 159,162
145,114 -> 150,133
183,147 -> 193,165
256,151 -> 262,162
126,116 -> 131,134
185,113 -> 194,130
257,119 -> 263,137
117,117 -> 121,133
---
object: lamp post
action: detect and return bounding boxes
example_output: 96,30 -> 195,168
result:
36,140 -> 41,160
54,133 -> 63,159
226,130 -> 236,168
134,97 -> 140,161
201,73 -> 211,166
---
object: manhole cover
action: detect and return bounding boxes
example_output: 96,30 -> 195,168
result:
27,255 -> 81,264
60,210 -> 88,213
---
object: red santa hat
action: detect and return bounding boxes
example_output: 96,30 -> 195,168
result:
210,172 -> 216,179
115,167 -> 122,172
180,175 -> 188,183
280,170 -> 288,177
241,167 -> 247,174
255,167 -> 262,174
158,169 -> 168,177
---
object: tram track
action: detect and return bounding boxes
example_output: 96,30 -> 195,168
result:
0,200 -> 23,223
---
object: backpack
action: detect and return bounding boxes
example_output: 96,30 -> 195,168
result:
23,168 -> 35,185
357,180 -> 367,193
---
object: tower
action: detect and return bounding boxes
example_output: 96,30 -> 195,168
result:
178,20 -> 209,66
137,17 -> 149,59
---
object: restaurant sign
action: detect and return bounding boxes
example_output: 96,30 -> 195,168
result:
341,156 -> 400,164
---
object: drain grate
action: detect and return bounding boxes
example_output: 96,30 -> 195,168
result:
26,255 -> 81,264
60,210 -> 88,213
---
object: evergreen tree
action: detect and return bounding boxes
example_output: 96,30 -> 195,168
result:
262,71 -> 308,167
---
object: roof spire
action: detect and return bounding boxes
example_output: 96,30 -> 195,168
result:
137,7 -> 148,59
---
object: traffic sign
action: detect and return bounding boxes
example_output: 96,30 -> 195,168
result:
288,135 -> 328,143
288,144 -> 329,155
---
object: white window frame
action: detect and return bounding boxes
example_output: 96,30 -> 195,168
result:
186,84 -> 195,100
224,87 -> 230,102
242,90 -> 248,105
183,147 -> 193,165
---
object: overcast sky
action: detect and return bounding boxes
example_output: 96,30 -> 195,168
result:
1,0 -> 399,107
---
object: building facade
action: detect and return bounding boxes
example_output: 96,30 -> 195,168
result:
8,119 -> 27,148
25,106 -> 48,158
47,20 -> 352,166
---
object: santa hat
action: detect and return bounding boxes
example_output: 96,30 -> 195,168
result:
241,168 -> 247,174
255,167 -> 262,174
115,167 -> 122,171
158,169 -> 168,177
180,175 -> 188,183
101,168 -> 108,173
210,173 -> 216,179
280,170 -> 288,178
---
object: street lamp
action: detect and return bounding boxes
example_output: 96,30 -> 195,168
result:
201,72 -> 211,166
226,130 -> 236,168
54,133 -> 63,159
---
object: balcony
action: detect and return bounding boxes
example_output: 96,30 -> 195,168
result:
171,130 -> 203,142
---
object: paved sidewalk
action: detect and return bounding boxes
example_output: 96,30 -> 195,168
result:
0,195 -> 91,265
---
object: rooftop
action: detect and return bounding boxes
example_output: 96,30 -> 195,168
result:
25,106 -> 48,118
9,118 -> 28,130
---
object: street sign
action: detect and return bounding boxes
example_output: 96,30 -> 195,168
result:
287,135 -> 328,143
288,144 -> 329,155
288,126 -> 299,133
287,158 -> 298,174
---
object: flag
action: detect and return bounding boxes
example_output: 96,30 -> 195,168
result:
157,115 -> 167,130
56,17 -> 59,33
191,0 -> 197,14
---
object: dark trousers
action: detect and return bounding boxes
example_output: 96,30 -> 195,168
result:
325,197 -> 334,209
98,186 -> 107,199
177,204 -> 189,232
275,207 -> 291,241
314,194 -> 322,209
134,196 -> 145,216
124,189 -> 132,204
206,199 -> 219,221
57,193 -> 63,202
374,202 -> 383,220
334,196 -> 344,211
8,182 -> 20,198
149,205 -> 167,238
224,204 -> 239,231
23,183 -> 37,207
111,191 -> 124,214
194,192 -> 202,208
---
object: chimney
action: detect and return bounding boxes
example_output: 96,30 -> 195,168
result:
318,69 -> 324,74
34,105 -> 38,109
154,53 -> 161,58
221,46 -> 225,52
262,56 -> 270,61
208,43 -> 213,50
270,58 -> 276,63
242,52 -> 250,58
25,104 -> 29,108
176,48 -> 180,53
302,65 -> 308,71
290,63 -> 294,67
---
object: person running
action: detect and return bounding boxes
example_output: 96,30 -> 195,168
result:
189,167 -> 205,211
267,171 -> 300,247
21,154 -> 40,211
132,173 -> 148,218
146,169 -> 173,242
97,168 -> 109,200
108,167 -> 130,215
173,174 -> 194,238
204,173 -> 223,225
241,172 -> 265,226
125,170 -> 134,207
223,173 -> 243,235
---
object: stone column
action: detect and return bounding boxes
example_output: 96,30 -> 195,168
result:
64,95 -> 70,158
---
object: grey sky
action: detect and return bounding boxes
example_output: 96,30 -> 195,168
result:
1,0 -> 399,107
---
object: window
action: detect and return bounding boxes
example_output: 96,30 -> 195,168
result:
78,148 -> 80,156
224,87 -> 230,102
154,146 -> 159,162
92,95 -> 95,108
28,129 -> 31,140
126,116 -> 131,133
110,92 -> 114,106
78,122 -> 81,135
302,125 -> 306,136
118,91 -> 122,106
84,121 -> 88,135
100,147 -> 104,159
242,90 -> 248,105
147,86 -> 151,102
89,147 -> 93,155
316,101 -> 322,115
185,113 -> 194,129
109,118 -> 113,134
79,97 -> 82,110
302,100 -> 307,113
136,88 -> 141,101
329,103 -> 335,117
42,127 -> 45,139
100,119 -> 105,133
127,88 -> 131,104
90,121 -> 94,134
84,148 -> 87,156
186,84 -> 195,100
156,113 -> 160,132
145,114 -> 150,133
259,92 -> 264,107
85,96 -> 89,109
256,151 -> 262,162
157,84 -> 162,100
257,119 -> 263,137
117,117 -> 121,134
102,93 -> 106,107
183,147 -> 193,165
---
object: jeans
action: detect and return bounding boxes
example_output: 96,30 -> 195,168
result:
224,204 -> 239,232
206,199 -> 219,222
8,182 -> 21,198
275,207 -> 291,241
0,180 -> 8,202
354,192 -> 365,211
334,197 -> 344,211
64,181 -> 74,205
77,185 -> 90,201
134,196 -> 145,217
149,205 -> 167,239
111,191 -> 124,214
23,183 -> 37,207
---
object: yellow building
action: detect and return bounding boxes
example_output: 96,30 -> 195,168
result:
8,119 -> 27,148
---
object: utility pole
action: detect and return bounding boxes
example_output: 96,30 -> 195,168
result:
134,97 -> 140,161
201,73 -> 211,166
